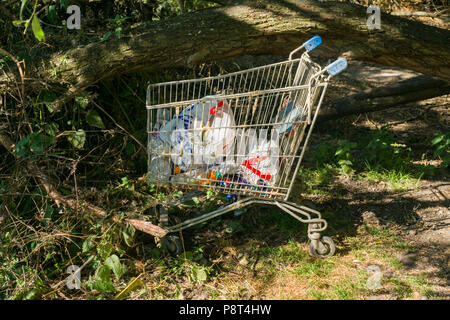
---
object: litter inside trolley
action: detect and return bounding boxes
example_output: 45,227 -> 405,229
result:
146,35 -> 347,258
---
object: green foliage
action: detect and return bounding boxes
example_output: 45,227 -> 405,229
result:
104,254 -> 127,281
47,4 -> 58,25
31,15 -> 45,42
67,129 -> 86,149
190,265 -> 208,283
15,0 -> 45,42
14,131 -> 53,157
101,15 -> 130,42
431,133 -> 449,168
335,140 -> 357,175
86,110 -> 106,129
360,129 -> 411,170
88,265 -> 115,293
75,96 -> 89,109
304,128 -> 435,193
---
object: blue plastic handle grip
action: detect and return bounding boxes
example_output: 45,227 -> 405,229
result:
327,58 -> 347,76
303,36 -> 322,52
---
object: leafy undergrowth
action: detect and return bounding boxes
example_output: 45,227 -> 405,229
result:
1,122 -> 448,300
0,182 -> 444,300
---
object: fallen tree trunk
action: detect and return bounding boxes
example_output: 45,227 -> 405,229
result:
317,75 -> 450,122
1,0 -> 449,106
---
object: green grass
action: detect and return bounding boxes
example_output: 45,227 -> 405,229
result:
294,259 -> 336,278
259,239 -> 308,266
306,273 -> 366,300
298,166 -> 334,196
361,166 -> 423,191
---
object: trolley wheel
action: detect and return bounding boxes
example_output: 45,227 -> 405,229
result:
160,235 -> 183,255
309,236 -> 336,259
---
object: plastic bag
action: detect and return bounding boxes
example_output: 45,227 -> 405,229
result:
274,98 -> 303,135
238,128 -> 280,186
201,102 -> 236,165
149,109 -> 172,180
170,98 -> 235,171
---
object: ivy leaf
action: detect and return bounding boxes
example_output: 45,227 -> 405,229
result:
86,110 -> 105,129
75,96 -> 89,109
31,15 -> 45,42
191,266 -> 208,283
30,133 -> 53,154
67,129 -> 86,149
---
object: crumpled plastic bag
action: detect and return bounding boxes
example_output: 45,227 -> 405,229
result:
238,129 -> 280,186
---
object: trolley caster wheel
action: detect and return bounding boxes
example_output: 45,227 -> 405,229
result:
309,236 -> 336,259
160,235 -> 183,255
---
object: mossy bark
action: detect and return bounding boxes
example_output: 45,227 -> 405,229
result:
2,0 -> 449,100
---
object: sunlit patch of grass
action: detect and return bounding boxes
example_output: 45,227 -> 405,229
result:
307,289 -> 328,300
363,226 -> 416,252
294,259 -> 336,279
389,257 -> 404,270
360,166 -> 423,192
305,273 -> 366,300
385,274 -> 436,300
387,277 -> 414,299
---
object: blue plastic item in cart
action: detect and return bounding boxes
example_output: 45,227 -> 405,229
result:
276,101 -> 302,134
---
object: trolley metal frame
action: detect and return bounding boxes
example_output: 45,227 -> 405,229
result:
146,36 -> 347,258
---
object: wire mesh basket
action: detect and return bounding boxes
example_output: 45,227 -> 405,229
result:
146,36 -> 347,258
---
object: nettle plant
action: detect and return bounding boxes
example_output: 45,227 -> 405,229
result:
335,140 -> 357,175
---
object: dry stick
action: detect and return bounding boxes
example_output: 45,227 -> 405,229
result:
45,254 -> 95,296
0,131 -> 168,238
0,48 -> 25,99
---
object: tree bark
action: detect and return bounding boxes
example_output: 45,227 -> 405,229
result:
1,0 -> 449,105
317,75 -> 450,122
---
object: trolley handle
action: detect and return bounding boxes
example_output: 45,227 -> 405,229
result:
323,58 -> 348,77
288,35 -> 322,60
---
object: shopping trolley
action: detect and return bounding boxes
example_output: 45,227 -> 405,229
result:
146,36 -> 347,258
